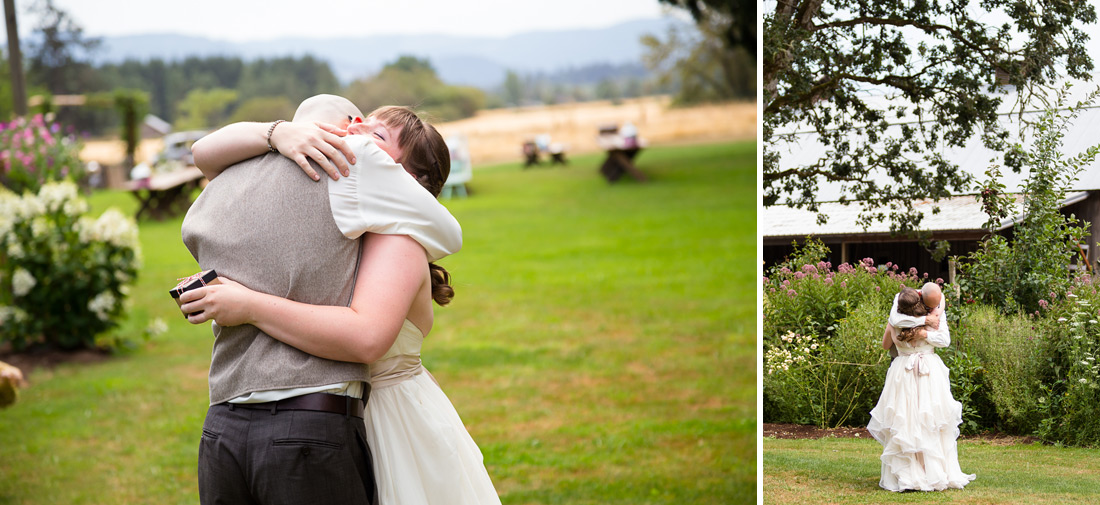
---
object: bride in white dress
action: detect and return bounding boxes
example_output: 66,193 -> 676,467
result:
867,285 -> 975,492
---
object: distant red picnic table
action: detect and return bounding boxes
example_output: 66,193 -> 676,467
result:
129,166 -> 206,220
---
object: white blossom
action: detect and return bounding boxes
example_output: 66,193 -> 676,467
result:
11,268 -> 36,297
87,291 -> 117,321
62,198 -> 88,217
7,241 -> 24,260
0,305 -> 27,325
146,317 -> 168,337
80,209 -> 139,249
30,216 -> 50,238
36,180 -> 78,213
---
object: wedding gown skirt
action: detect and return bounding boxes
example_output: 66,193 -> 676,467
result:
364,320 -> 501,505
867,343 -> 976,492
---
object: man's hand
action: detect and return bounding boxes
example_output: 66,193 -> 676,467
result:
925,310 -> 940,330
177,277 -> 257,327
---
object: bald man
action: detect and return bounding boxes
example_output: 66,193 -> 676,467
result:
885,282 -> 950,356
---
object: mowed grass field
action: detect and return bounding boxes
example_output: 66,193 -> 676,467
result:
0,140 -> 755,504
766,437 -> 1100,504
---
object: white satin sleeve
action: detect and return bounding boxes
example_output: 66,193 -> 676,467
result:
887,293 -> 926,328
327,135 -> 462,261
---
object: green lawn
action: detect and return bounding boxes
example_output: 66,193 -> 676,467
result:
0,141 -> 755,504
765,437 -> 1100,504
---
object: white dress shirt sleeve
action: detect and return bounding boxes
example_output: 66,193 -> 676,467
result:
327,135 -> 462,262
888,293 -> 926,329
925,311 -> 951,348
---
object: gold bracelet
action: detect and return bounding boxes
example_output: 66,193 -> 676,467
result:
266,120 -> 286,153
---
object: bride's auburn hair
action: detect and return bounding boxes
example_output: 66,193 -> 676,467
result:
896,287 -> 928,317
369,105 -> 455,306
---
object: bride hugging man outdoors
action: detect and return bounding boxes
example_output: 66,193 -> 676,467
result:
174,94 -> 500,505
869,282 -> 976,492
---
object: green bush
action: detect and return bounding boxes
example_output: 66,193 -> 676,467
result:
1032,289 -> 1100,446
0,181 -> 142,350
763,288 -> 891,428
954,304 -> 1044,433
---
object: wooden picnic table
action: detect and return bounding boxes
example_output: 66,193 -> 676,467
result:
599,147 -> 647,182
129,166 -> 206,220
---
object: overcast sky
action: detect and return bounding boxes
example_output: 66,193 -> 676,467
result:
13,0 -> 670,41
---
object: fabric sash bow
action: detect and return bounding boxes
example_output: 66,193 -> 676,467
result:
904,351 -> 932,376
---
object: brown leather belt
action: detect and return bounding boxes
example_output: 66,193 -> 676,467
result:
228,392 -> 364,418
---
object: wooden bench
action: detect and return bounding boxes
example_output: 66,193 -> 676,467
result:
129,166 -> 206,220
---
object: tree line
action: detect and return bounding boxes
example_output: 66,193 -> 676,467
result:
2,0 -> 752,139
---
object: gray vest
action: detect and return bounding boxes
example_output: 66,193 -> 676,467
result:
181,153 -> 369,405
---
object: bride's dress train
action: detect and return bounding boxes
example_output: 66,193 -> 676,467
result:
867,341 -> 975,492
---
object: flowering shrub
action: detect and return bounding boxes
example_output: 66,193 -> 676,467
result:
0,181 -> 141,350
0,114 -> 85,195
1031,288 -> 1100,446
764,238 -> 928,343
763,297 -> 891,428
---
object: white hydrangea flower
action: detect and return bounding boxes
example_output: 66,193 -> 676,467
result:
63,198 -> 88,217
37,180 -> 78,213
7,241 -> 24,260
17,193 -> 46,220
87,209 -> 140,249
30,216 -> 50,238
88,291 -> 117,321
11,268 -> 36,297
146,317 -> 168,337
0,305 -> 27,325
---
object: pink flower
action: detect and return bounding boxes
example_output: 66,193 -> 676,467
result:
787,289 -> 797,297
936,278 -> 944,284
875,286 -> 881,291
782,280 -> 790,287
794,272 -> 806,279
802,264 -> 816,273
841,281 -> 848,288
1039,299 -> 1049,309
824,277 -> 833,285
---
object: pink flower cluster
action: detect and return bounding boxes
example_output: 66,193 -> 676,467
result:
767,255 -> 934,299
0,114 -> 81,190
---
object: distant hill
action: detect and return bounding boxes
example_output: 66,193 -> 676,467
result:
92,18 -> 689,88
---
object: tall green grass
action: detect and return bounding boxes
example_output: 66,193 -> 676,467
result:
0,141 -> 754,504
